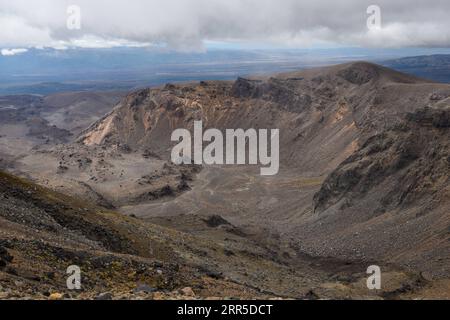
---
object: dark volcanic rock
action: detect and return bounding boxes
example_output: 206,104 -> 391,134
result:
133,284 -> 157,294
406,107 -> 450,128
337,62 -> 379,85
230,77 -> 312,110
95,292 -> 113,300
0,246 -> 13,268
314,110 -> 449,213
230,77 -> 264,98
202,215 -> 231,228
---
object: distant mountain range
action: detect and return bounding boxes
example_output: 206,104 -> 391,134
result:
1,48 -> 450,95
383,54 -> 450,83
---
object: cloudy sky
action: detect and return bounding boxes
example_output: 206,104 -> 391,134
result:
1,0 -> 449,55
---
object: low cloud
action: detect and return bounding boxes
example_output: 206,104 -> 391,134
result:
1,48 -> 28,56
0,0 -> 449,51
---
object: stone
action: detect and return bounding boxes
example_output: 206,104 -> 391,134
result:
133,284 -> 157,294
0,292 -> 9,299
95,292 -> 113,300
48,293 -> 64,300
152,292 -> 165,300
180,287 -> 195,297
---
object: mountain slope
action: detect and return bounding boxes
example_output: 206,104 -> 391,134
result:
10,62 -> 450,298
304,106 -> 450,276
80,62 -> 437,173
0,170 -> 276,299
383,54 -> 450,83
5,169 -> 424,299
74,62 -> 450,278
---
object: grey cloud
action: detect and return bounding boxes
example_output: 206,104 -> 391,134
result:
0,0 -> 449,50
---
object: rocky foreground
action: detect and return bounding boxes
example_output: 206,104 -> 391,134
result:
3,170 -> 448,300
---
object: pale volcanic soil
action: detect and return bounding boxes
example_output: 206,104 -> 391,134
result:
121,166 -> 323,234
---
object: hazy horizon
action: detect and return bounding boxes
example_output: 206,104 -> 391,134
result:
2,47 -> 450,95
